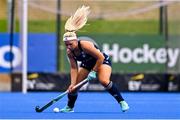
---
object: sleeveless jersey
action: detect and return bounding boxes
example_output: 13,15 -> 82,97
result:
72,40 -> 111,71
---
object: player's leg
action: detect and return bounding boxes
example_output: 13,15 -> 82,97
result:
67,67 -> 89,108
98,64 -> 129,112
60,67 -> 89,112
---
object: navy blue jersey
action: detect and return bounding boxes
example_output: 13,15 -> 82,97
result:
72,40 -> 111,71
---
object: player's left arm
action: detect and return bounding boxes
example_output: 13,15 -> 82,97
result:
80,40 -> 104,72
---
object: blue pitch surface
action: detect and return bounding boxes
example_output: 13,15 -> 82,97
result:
0,92 -> 180,119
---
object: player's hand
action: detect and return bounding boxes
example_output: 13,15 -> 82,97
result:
68,84 -> 75,93
87,71 -> 97,81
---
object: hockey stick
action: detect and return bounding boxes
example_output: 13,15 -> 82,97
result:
35,78 -> 89,112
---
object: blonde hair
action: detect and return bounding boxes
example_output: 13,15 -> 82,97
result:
63,5 -> 90,41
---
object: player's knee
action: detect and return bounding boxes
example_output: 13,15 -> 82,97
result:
99,78 -> 110,87
104,81 -> 113,90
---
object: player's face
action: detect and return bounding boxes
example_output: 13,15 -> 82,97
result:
65,40 -> 78,51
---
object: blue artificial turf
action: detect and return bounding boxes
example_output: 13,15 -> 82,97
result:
0,92 -> 180,119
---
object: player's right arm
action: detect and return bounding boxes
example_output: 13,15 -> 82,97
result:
66,48 -> 78,92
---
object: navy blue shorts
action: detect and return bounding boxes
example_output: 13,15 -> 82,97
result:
80,53 -> 112,71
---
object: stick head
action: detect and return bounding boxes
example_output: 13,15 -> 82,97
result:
35,106 -> 42,112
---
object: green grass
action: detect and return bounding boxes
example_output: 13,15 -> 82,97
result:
0,20 -> 20,32
0,19 -> 159,35
83,20 -> 159,35
0,20 -> 7,32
